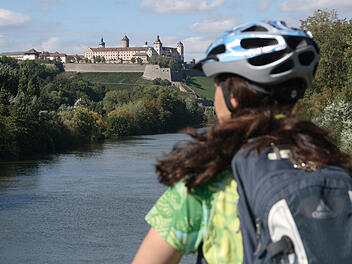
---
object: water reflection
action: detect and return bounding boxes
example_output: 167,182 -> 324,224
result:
0,133 -> 196,264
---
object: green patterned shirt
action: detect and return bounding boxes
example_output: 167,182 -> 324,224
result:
145,170 -> 243,264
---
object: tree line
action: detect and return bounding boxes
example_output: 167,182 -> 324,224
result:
0,57 -> 206,160
299,9 -> 352,153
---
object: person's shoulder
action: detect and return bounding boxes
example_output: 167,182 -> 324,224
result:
192,170 -> 236,199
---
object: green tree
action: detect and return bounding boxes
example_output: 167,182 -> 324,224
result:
149,56 -> 181,71
184,75 -> 192,85
131,57 -> 136,64
300,9 -> 352,96
73,107 -> 102,142
137,57 -> 143,64
107,108 -> 135,137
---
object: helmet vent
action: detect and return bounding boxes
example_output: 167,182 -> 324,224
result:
248,49 -> 288,66
271,59 -> 294,74
285,36 -> 307,50
241,38 -> 278,49
298,51 -> 315,65
242,25 -> 268,32
209,44 -> 226,55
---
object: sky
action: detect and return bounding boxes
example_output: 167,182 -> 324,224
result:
0,0 -> 352,61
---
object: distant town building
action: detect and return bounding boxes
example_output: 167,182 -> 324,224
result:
1,48 -> 67,63
84,35 -> 184,63
40,51 -> 67,63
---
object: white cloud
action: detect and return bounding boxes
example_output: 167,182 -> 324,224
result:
0,8 -> 32,28
279,0 -> 352,12
40,37 -> 94,54
189,17 -> 238,33
139,0 -> 225,14
42,37 -> 62,51
182,36 -> 213,60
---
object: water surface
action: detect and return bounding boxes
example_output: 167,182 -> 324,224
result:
0,133 -> 196,264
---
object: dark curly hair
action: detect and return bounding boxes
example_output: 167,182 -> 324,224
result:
156,76 -> 352,189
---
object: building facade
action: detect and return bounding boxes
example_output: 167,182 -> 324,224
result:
84,35 -> 184,63
1,48 -> 67,63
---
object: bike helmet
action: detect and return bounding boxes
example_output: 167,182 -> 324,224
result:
194,20 -> 320,104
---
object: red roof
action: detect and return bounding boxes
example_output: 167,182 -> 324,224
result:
49,52 -> 66,57
40,51 -> 67,57
89,47 -> 150,52
24,48 -> 39,54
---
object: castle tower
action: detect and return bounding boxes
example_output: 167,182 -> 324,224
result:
177,41 -> 184,62
99,37 -> 105,48
153,35 -> 162,55
122,35 -> 129,48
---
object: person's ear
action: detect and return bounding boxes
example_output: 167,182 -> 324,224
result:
230,94 -> 238,110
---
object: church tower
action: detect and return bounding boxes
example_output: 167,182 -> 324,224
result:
122,35 -> 129,48
153,35 -> 162,55
177,41 -> 184,62
99,37 -> 105,48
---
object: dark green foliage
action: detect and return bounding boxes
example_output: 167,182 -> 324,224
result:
104,85 -> 206,138
301,9 -> 352,96
0,56 -> 206,159
299,10 -> 352,113
148,56 -> 181,71
298,10 -> 352,152
137,57 -> 143,64
152,78 -> 171,86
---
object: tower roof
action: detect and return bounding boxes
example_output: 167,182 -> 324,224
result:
154,35 -> 161,43
122,35 -> 129,41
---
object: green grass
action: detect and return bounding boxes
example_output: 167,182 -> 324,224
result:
186,76 -> 215,100
76,72 -> 153,91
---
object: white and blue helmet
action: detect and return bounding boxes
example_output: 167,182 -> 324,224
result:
194,20 -> 320,97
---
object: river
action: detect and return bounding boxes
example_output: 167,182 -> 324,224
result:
0,133 -> 197,264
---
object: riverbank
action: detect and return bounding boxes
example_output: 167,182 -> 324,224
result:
0,58 -> 208,161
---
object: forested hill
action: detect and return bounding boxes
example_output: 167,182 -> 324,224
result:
0,58 -> 206,160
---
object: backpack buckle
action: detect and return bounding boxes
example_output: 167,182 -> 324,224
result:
267,235 -> 295,259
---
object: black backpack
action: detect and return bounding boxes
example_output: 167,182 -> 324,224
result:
232,145 -> 352,264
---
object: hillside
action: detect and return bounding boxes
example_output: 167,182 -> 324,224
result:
62,71 -> 215,100
185,76 -> 215,100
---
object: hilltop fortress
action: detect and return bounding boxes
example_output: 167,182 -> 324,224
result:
84,35 -> 184,63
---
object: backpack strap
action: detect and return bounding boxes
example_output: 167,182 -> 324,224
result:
267,235 -> 295,259
196,242 -> 208,264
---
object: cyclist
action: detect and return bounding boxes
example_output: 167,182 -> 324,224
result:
133,20 -> 351,264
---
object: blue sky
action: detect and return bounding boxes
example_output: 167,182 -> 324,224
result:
0,0 -> 351,61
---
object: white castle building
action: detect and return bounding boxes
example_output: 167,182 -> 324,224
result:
84,35 -> 184,63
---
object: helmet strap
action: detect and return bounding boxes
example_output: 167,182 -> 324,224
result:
220,82 -> 237,114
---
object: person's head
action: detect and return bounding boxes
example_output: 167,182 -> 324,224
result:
157,20 -> 351,189
194,20 -> 320,121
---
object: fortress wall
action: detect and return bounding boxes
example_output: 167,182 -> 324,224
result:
64,63 -> 146,72
64,64 -> 205,82
142,64 -> 172,82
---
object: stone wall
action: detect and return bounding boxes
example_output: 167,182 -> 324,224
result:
64,63 -> 146,72
142,64 -> 172,82
64,63 -> 205,82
